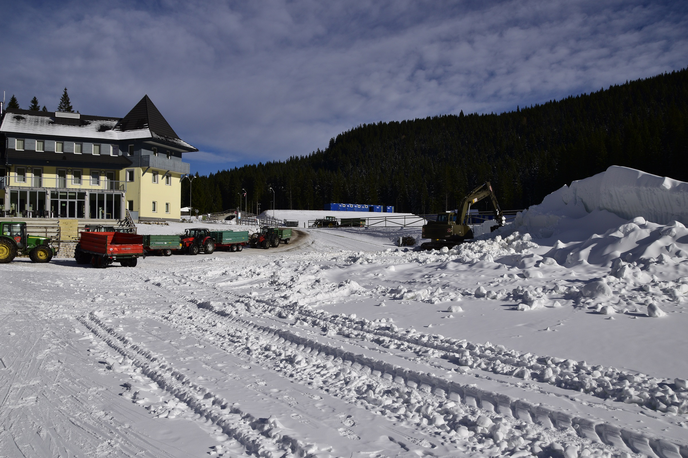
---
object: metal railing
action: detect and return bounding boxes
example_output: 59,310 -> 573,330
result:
2,174 -> 126,192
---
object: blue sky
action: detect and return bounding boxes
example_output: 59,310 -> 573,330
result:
2,0 -> 686,176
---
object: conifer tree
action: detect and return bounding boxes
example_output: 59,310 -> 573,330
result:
29,96 -> 40,111
7,95 -> 19,109
57,88 -> 74,112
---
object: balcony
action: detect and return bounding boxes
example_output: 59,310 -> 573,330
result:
4,174 -> 126,192
130,154 -> 190,175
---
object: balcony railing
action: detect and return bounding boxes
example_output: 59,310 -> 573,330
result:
130,154 -> 190,175
3,174 -> 126,192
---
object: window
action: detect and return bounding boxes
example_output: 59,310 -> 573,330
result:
127,200 -> 134,211
165,174 -> 171,186
152,201 -> 157,213
152,147 -> 158,156
91,172 -> 100,186
57,169 -> 67,188
152,171 -> 159,184
56,141 -> 63,153
16,167 -> 26,183
165,202 -> 170,213
74,143 -> 82,154
166,150 -> 171,159
16,139 -> 25,151
128,145 -> 134,156
126,169 -> 135,182
73,170 -> 82,185
93,144 -> 101,155
36,140 -> 44,152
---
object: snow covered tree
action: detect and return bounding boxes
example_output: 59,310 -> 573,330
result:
57,88 -> 74,112
7,95 -> 19,109
29,96 -> 40,111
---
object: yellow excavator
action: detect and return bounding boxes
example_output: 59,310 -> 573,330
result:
420,182 -> 506,250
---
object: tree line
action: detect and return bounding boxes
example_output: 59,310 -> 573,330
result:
184,67 -> 688,215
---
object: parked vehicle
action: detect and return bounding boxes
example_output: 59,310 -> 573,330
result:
311,216 -> 339,228
340,218 -> 365,228
142,234 -> 182,256
249,227 -> 292,249
0,221 -> 57,263
180,228 -> 216,255
208,230 -> 248,252
75,231 -> 144,267
420,182 -> 505,250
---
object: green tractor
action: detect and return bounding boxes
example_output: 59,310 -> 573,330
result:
0,221 -> 57,263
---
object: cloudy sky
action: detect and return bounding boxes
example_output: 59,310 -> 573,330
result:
2,0 -> 686,176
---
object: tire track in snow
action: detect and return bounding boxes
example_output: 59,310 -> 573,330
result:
78,312 -> 308,458
145,265 -> 688,457
133,283 -> 642,458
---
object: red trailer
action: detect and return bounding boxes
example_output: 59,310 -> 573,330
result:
75,231 -> 144,267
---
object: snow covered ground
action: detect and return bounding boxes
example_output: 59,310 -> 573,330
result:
1,165 -> 687,457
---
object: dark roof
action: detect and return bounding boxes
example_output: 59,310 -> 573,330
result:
116,95 -> 179,139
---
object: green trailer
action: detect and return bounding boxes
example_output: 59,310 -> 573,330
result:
340,218 -> 365,227
142,234 -> 182,256
209,230 -> 249,252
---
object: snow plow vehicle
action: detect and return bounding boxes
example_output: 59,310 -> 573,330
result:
0,221 -> 57,263
249,227 -> 292,249
75,231 -> 144,267
420,182 -> 506,250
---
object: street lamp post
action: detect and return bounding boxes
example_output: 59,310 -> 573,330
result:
182,174 -> 196,218
242,188 -> 247,215
269,186 -> 275,220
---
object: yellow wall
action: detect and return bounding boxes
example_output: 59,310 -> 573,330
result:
126,168 -> 182,220
6,165 -> 118,190
5,164 -> 182,221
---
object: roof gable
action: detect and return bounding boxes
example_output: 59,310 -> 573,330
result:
116,95 -> 179,139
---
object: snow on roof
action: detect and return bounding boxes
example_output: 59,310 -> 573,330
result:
0,111 -> 153,142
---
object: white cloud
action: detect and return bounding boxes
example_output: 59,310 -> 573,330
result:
2,0 -> 686,175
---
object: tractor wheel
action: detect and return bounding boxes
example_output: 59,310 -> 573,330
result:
188,244 -> 199,255
271,237 -> 280,247
204,240 -> 215,254
30,246 -> 53,263
261,239 -> 269,249
0,238 -> 17,263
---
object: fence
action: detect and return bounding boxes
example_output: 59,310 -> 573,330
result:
308,210 -> 522,230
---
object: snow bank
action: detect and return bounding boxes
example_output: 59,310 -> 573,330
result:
513,167 -> 688,241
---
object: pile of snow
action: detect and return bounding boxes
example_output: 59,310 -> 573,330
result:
509,165 -> 688,242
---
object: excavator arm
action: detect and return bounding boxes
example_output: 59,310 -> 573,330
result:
457,182 -> 505,227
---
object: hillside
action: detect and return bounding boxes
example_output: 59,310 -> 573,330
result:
186,68 -> 688,214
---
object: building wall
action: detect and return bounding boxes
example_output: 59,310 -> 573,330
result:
3,134 -> 188,221
126,168 -> 183,220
